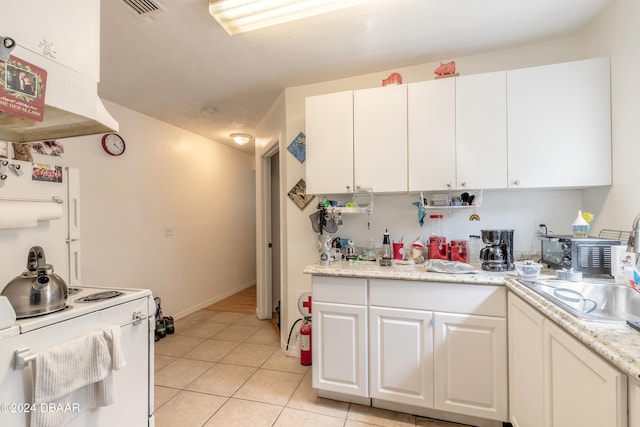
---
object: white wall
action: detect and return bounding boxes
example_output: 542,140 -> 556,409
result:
58,101 -> 257,318
268,35 -> 613,352
581,0 -> 640,233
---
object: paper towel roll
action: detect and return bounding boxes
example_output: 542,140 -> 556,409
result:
0,200 -> 63,229
611,245 -> 636,284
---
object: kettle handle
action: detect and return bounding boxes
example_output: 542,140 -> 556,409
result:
27,246 -> 46,272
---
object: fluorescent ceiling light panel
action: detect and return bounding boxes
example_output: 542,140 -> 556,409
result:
209,0 -> 371,35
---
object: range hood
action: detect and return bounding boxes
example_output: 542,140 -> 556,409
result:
0,46 -> 118,143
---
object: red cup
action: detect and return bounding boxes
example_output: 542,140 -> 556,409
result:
393,243 -> 404,260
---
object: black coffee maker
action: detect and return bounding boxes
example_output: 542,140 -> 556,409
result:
479,229 -> 514,271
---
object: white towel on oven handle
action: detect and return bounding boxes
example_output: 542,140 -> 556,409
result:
30,325 -> 126,427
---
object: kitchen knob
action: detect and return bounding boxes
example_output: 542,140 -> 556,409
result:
513,179 -> 520,186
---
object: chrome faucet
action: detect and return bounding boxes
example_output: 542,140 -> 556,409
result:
628,213 -> 640,254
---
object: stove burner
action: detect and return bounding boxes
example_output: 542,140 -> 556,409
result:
75,291 -> 124,303
67,287 -> 81,296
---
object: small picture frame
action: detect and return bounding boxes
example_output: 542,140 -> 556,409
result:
12,142 -> 33,162
288,178 -> 314,209
0,141 -> 8,159
287,131 -> 306,163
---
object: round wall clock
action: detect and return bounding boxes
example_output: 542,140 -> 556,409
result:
101,133 -> 126,156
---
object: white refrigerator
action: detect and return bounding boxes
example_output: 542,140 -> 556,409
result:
0,162 -> 80,289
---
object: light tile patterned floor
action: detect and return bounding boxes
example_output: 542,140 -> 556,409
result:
153,309 -> 472,427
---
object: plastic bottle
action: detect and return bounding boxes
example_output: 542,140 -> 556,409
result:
382,230 -> 392,256
381,229 -> 392,266
572,211 -> 589,238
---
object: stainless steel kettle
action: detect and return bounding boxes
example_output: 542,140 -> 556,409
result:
1,246 -> 68,318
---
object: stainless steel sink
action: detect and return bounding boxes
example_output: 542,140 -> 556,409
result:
516,278 -> 640,323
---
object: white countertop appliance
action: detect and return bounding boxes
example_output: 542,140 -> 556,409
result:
0,284 -> 155,426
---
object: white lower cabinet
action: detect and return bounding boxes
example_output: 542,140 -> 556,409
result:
433,313 -> 507,420
507,292 -> 544,427
544,320 -> 626,427
369,307 -> 434,407
312,276 -> 368,399
508,292 -> 627,427
313,275 -> 508,425
313,302 -> 368,398
629,379 -> 640,427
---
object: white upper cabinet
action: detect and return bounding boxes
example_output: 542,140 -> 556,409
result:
408,79 -> 456,191
1,0 -> 101,80
354,84 -> 408,193
507,57 -> 612,188
305,58 -> 611,194
305,90 -> 354,194
456,71 -> 508,190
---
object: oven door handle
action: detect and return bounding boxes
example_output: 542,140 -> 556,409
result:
121,311 -> 145,327
14,311 -> 147,369
15,347 -> 34,369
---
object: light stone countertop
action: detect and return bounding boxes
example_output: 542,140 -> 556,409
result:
303,260 -> 507,285
304,260 -> 640,381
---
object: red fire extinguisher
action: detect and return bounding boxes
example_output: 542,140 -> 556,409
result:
299,318 -> 312,366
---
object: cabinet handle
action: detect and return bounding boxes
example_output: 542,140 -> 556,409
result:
346,185 -> 351,190
460,182 -> 467,187
446,183 -> 452,188
513,179 -> 520,186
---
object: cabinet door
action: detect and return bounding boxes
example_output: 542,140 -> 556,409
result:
408,79 -> 456,191
544,320 -> 627,427
369,306 -> 434,407
507,58 -> 611,188
629,378 -> 640,427
354,85 -> 408,193
312,301 -> 368,398
433,312 -> 508,421
305,91 -> 354,194
508,293 -> 544,427
0,0 -> 100,79
455,71 -> 507,190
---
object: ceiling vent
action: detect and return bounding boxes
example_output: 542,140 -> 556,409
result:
119,0 -> 166,21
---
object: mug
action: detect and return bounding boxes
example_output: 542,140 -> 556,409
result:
393,243 -> 404,260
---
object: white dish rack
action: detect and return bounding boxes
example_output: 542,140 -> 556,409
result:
420,189 -> 483,210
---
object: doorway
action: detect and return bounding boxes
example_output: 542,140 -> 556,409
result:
269,150 -> 281,330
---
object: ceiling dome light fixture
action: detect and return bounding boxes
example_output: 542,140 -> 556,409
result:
231,133 -> 252,145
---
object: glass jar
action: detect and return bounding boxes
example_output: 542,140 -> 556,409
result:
467,235 -> 482,263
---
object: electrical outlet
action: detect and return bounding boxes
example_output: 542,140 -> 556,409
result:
537,222 -> 547,236
164,226 -> 174,237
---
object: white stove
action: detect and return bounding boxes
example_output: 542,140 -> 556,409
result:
0,284 -> 155,427
13,285 -> 152,333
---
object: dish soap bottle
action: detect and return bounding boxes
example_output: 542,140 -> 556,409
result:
380,229 -> 392,266
572,211 -> 590,238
